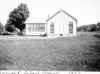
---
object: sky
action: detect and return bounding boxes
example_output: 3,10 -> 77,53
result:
0,0 -> 100,26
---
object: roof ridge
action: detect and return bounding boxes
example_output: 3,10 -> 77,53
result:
46,9 -> 77,22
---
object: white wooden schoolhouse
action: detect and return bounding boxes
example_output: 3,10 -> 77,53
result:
25,10 -> 77,37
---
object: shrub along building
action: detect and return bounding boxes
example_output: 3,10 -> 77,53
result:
25,10 -> 77,37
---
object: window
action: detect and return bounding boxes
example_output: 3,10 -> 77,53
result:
39,24 -> 45,32
33,24 -> 35,31
69,22 -> 73,33
28,24 -> 45,32
34,24 -> 37,32
50,22 -> 54,33
28,24 -> 32,32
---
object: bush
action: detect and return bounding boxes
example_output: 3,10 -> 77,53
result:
2,32 -> 12,35
93,34 -> 100,38
5,25 -> 16,33
17,32 -> 24,36
41,33 -> 47,37
77,24 -> 99,32
2,31 -> 16,35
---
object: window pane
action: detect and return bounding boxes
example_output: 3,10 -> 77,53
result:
33,24 -> 35,31
69,22 -> 73,33
39,24 -> 45,32
28,25 -> 32,32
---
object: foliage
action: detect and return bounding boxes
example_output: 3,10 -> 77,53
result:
77,22 -> 100,32
5,3 -> 29,34
5,25 -> 16,33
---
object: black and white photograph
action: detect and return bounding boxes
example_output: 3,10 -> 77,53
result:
0,0 -> 100,72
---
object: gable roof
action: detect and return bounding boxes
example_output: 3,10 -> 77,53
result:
46,10 -> 78,22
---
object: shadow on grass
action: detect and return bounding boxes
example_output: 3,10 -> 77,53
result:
86,44 -> 100,71
93,34 -> 100,39
53,40 -> 100,71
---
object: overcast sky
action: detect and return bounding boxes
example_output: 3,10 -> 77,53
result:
0,0 -> 100,26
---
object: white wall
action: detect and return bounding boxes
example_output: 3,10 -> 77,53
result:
47,12 -> 77,36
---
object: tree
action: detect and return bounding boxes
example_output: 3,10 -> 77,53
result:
5,3 -> 29,34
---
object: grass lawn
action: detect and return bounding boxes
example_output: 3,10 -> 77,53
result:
0,32 -> 100,71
